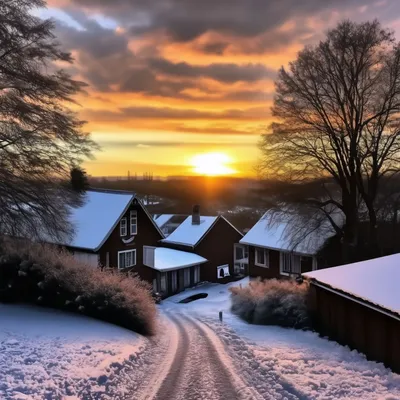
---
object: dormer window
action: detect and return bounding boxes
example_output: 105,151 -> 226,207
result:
130,210 -> 137,235
120,217 -> 127,236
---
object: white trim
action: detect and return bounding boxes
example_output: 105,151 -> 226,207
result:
122,236 -> 135,244
135,198 -> 165,238
220,215 -> 244,237
93,193 -> 135,251
130,210 -> 138,235
255,247 -> 269,268
118,249 -> 136,269
279,252 -> 290,276
120,217 -> 127,237
217,264 -> 230,279
309,281 -> 400,323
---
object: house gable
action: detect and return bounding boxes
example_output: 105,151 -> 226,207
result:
98,198 -> 164,269
195,217 -> 243,282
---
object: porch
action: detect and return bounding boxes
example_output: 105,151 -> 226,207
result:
143,246 -> 208,298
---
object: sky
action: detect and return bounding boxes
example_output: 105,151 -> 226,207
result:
36,0 -> 400,177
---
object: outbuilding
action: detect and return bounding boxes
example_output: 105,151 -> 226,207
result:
303,254 -> 400,373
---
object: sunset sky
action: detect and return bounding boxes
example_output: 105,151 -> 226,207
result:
37,0 -> 400,177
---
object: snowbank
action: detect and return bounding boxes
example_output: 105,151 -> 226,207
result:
0,304 -> 143,399
161,279 -> 400,399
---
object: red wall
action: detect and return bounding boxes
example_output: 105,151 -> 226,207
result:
161,217 -> 243,283
248,247 -> 281,279
99,199 -> 163,279
309,283 -> 400,373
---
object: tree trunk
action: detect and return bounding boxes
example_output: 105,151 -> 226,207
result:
341,192 -> 359,264
367,208 -> 380,259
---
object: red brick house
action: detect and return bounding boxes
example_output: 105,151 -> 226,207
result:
46,189 -> 164,270
240,211 -> 336,280
46,191 -> 238,298
157,205 -> 244,286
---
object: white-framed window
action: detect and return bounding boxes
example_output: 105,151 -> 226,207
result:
255,248 -> 269,267
280,253 -> 291,275
280,253 -> 301,275
130,210 -> 137,235
118,249 -> 136,269
194,265 -> 201,284
234,244 -> 248,261
120,217 -> 127,236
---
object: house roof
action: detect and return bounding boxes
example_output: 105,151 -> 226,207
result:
150,247 -> 207,272
303,253 -> 400,317
161,215 -> 218,247
50,190 -> 135,251
239,211 -> 335,255
154,214 -> 175,228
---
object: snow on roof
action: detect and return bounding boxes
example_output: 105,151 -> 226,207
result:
303,254 -> 400,316
151,247 -> 207,272
240,211 -> 334,255
53,190 -> 134,251
161,216 -> 218,247
154,214 -> 175,228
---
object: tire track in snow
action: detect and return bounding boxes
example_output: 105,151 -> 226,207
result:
197,315 -> 309,400
151,312 -> 241,400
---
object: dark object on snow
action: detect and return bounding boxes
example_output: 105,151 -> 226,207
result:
152,292 -> 162,304
179,293 -> 208,304
295,275 -> 304,284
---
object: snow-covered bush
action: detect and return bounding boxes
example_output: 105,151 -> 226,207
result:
230,278 -> 310,329
0,240 -> 156,335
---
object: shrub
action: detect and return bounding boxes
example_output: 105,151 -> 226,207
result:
230,278 -> 310,329
0,239 -> 156,335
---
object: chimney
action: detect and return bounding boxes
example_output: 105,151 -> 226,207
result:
192,204 -> 200,225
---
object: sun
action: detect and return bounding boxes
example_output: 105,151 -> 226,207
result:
190,152 -> 237,176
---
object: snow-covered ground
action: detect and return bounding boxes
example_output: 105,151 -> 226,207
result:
0,304 -> 153,400
2,280 -> 400,399
161,279 -> 400,400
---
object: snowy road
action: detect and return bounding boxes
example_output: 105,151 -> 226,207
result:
152,313 -> 240,400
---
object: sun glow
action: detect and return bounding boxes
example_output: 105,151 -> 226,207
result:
190,152 -> 237,176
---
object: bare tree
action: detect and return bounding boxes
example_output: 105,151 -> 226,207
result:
259,20 -> 400,261
0,0 -> 97,241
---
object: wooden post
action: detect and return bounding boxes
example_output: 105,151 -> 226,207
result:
219,311 -> 223,322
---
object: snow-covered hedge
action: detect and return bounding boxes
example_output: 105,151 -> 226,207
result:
0,240 -> 156,335
230,279 -> 310,329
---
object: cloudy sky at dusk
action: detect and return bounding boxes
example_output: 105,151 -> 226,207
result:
37,0 -> 400,177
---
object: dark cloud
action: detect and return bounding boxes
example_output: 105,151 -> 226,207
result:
83,105 -> 268,122
197,42 -> 229,55
149,59 -> 275,83
64,0 -> 379,42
